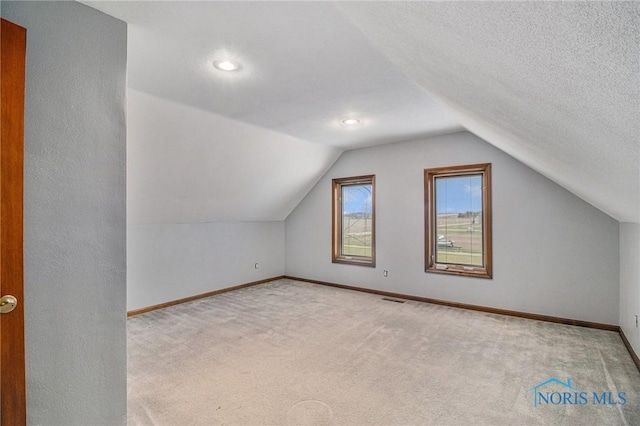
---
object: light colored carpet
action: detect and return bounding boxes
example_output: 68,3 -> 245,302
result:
127,279 -> 640,425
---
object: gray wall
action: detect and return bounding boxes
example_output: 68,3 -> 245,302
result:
286,132 -> 620,325
128,222 -> 284,311
2,2 -> 127,424
620,223 -> 640,354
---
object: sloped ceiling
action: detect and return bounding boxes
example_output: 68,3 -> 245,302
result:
337,1 -> 639,223
85,0 -> 462,223
85,1 -> 639,224
127,90 -> 341,224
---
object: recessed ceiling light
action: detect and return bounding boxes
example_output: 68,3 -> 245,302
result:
342,118 -> 361,125
213,60 -> 241,72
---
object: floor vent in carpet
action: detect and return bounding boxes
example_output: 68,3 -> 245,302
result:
382,297 -> 405,303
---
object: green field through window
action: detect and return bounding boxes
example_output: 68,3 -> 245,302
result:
435,175 -> 484,267
341,184 -> 373,257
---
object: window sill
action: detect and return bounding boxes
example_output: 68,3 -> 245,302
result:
426,265 -> 492,279
333,256 -> 376,267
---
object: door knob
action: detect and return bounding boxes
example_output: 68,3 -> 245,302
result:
0,295 -> 17,314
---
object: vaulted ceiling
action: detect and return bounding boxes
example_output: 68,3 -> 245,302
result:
85,1 -> 639,224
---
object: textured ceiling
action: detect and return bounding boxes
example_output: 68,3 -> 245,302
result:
337,1 -> 639,222
84,1 -> 639,223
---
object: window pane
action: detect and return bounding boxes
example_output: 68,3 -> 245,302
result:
332,175 -> 375,267
341,183 -> 373,257
434,174 -> 483,267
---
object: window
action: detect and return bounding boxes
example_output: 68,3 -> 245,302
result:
332,175 -> 375,266
425,163 -> 492,278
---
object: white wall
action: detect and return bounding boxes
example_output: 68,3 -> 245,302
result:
286,132 -> 620,325
2,1 -> 127,424
126,89 -> 322,311
128,222 -> 284,310
620,223 -> 640,353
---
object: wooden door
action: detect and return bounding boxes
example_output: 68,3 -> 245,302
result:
0,17 -> 27,425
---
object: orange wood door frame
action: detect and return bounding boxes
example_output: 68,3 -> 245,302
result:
1,17 -> 27,425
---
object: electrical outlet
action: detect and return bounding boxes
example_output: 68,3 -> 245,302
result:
254,263 -> 259,269
383,270 -> 388,277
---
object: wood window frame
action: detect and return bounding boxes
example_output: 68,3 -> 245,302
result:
425,163 -> 492,278
332,175 -> 376,267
